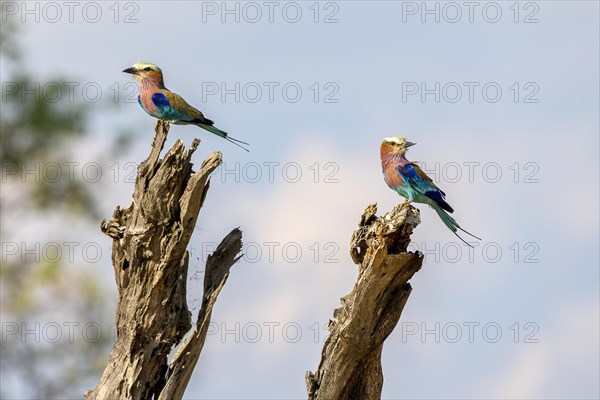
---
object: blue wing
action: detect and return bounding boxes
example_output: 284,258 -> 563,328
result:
398,163 -> 453,213
151,92 -> 190,121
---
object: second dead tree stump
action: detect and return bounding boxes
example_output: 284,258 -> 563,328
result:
306,203 -> 424,400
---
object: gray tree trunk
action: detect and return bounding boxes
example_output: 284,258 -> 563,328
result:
306,203 -> 423,399
86,121 -> 242,400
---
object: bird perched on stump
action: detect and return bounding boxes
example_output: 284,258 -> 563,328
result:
123,62 -> 249,151
381,136 -> 480,246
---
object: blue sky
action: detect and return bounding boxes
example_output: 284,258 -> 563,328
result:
2,1 -> 599,398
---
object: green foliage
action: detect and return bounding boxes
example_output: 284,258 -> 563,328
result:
0,17 -> 124,398
1,76 -> 98,215
1,259 -> 114,397
1,76 -> 88,164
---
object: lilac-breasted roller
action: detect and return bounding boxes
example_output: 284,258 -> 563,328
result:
123,62 -> 249,151
381,136 -> 480,246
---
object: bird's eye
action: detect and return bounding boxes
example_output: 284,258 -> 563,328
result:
144,67 -> 151,71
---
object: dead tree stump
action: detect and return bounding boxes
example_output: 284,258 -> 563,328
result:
306,203 -> 424,400
86,121 -> 242,400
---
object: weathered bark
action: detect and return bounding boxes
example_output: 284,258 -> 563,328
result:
86,121 -> 242,400
306,203 -> 424,400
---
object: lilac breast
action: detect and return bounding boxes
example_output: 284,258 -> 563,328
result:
139,90 -> 158,116
383,163 -> 405,190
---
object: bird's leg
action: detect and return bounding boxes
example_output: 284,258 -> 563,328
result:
401,199 -> 412,207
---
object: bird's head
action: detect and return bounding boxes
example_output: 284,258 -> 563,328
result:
381,136 -> 416,157
123,62 -> 164,86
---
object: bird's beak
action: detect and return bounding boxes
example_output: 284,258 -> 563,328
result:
122,67 -> 137,75
405,141 -> 416,147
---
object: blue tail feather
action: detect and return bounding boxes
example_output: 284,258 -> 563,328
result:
432,203 -> 481,247
195,123 -> 250,152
